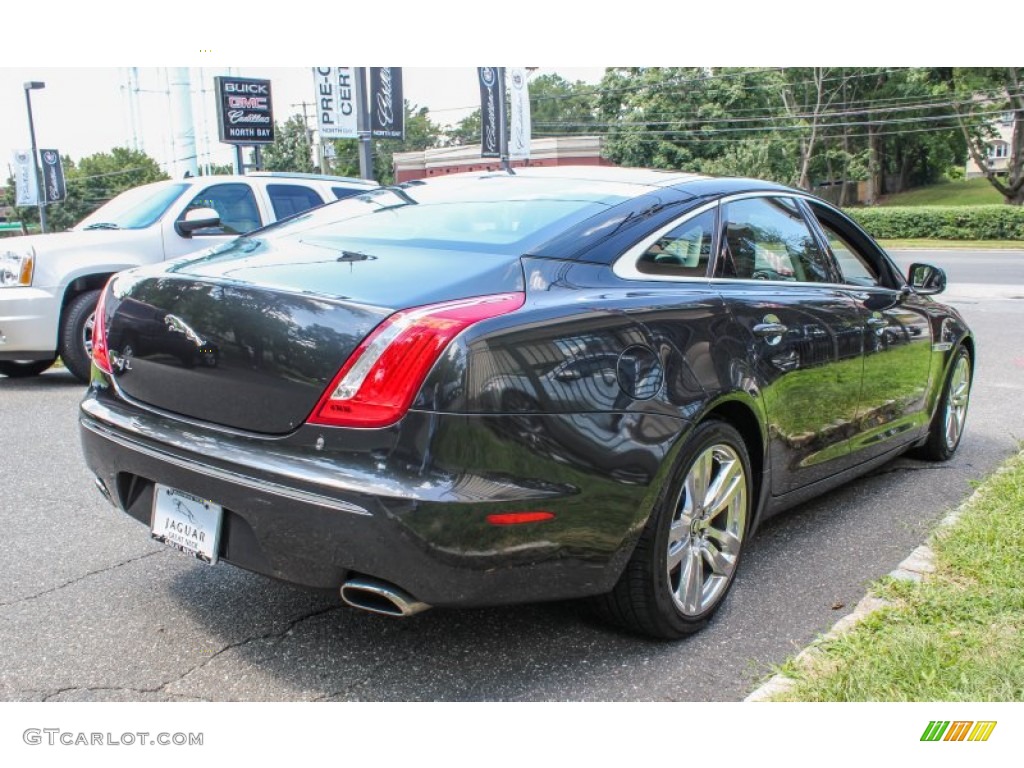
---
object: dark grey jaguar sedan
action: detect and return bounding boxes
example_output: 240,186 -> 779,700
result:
79,167 -> 973,639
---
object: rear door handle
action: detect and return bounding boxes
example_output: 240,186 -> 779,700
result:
753,322 -> 788,337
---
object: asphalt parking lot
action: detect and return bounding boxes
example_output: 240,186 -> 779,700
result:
2,249 -> 1022,701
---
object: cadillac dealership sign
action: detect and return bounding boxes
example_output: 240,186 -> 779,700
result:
370,67 -> 405,140
40,150 -> 66,203
478,67 -> 506,159
214,76 -> 275,145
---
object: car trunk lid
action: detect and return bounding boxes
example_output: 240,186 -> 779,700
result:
104,236 -> 524,434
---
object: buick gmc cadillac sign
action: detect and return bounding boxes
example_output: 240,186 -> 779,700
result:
214,76 -> 275,145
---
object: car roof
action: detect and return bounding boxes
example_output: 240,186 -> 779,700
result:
464,165 -> 708,189
247,172 -> 378,186
411,165 -> 797,200
143,173 -> 378,189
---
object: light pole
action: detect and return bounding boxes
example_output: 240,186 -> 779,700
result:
23,81 -> 47,234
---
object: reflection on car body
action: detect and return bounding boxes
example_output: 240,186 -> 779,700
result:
80,167 -> 974,639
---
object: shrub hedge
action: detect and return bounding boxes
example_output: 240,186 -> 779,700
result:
844,205 -> 1024,240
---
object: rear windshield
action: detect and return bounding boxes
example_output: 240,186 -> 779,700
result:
252,175 -> 638,254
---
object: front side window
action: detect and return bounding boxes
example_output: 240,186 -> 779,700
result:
715,197 -> 834,283
180,183 -> 262,236
819,223 -> 880,287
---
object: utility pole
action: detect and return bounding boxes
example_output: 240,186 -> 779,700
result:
23,81 -> 47,234
499,67 -> 511,173
291,100 -> 324,173
354,67 -> 374,181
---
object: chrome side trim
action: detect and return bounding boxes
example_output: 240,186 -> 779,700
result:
932,342 -> 954,352
612,191 -> 832,285
612,200 -> 719,283
81,417 -> 372,516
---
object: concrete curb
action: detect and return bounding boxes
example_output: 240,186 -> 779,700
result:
744,477 -> 986,702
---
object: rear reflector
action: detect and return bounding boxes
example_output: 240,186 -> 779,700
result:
92,282 -> 113,375
486,512 -> 555,526
309,292 -> 525,429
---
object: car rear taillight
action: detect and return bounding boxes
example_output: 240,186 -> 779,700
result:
92,284 -> 113,375
309,292 -> 525,429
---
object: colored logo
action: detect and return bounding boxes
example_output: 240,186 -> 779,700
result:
920,721 -> 996,742
480,67 -> 496,87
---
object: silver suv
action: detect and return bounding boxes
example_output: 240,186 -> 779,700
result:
0,172 -> 377,381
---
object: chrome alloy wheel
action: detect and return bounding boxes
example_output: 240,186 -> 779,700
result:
82,311 -> 95,358
944,354 -> 971,451
666,443 -> 747,616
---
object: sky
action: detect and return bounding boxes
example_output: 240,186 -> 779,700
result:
0,1 -> 989,180
0,67 -> 605,177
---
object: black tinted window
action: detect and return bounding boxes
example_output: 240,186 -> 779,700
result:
716,197 -> 834,283
332,186 -> 367,200
636,210 -> 714,278
267,184 -> 325,220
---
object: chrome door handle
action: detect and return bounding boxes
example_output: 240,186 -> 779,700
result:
866,317 -> 888,329
753,322 -> 788,337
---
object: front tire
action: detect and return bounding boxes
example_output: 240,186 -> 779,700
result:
59,290 -> 101,383
596,419 -> 753,639
0,359 -> 56,378
914,346 -> 972,462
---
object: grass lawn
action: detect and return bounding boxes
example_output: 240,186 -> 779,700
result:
877,178 -> 1003,207
762,449 -> 1024,701
879,238 -> 1024,250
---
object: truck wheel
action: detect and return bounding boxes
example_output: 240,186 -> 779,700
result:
0,359 -> 56,378
60,290 -> 101,383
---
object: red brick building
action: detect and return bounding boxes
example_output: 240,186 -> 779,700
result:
393,136 -> 612,183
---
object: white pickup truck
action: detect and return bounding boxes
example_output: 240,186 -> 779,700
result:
0,172 -> 377,381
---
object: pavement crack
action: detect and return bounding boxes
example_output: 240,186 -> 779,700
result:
162,604 -> 343,694
0,550 -> 164,609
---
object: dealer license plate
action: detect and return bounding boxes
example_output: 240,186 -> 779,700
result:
151,485 -> 222,564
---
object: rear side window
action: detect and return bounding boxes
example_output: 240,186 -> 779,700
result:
715,197 -> 835,283
636,210 -> 715,277
267,184 -> 325,220
332,186 -> 367,200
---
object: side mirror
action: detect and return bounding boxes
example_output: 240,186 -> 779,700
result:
907,263 -> 946,295
174,207 -> 221,238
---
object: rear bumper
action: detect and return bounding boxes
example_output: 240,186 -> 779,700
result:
80,387 -> 685,607
0,286 -> 59,357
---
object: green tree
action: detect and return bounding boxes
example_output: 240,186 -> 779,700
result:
263,114 -> 315,174
445,109 -> 481,147
943,67 -> 1024,204
381,103 -> 445,184
4,147 -> 168,232
599,67 -> 783,175
529,73 -> 597,135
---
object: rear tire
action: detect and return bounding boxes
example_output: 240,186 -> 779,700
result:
595,419 -> 753,639
913,346 -> 972,462
59,290 -> 101,383
0,359 -> 56,378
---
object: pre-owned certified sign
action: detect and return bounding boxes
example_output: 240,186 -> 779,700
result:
214,76 -> 275,145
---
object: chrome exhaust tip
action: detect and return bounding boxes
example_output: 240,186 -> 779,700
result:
94,476 -> 116,507
340,577 -> 431,617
